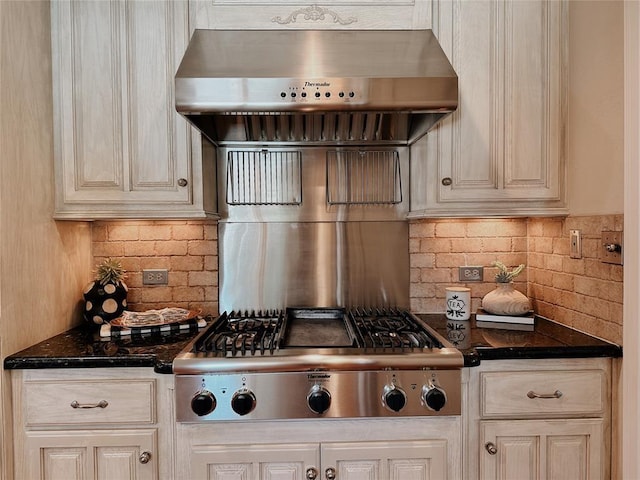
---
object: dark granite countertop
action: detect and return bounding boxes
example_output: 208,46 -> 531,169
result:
3,314 -> 622,373
3,322 -> 208,374
418,314 -> 623,367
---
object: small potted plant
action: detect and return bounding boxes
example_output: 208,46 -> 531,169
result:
481,261 -> 531,315
82,258 -> 128,326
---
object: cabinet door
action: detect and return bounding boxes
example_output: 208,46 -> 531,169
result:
480,419 -> 605,480
52,0 -> 209,219
189,443 -> 319,480
411,0 -> 568,217
321,440 -> 448,480
23,429 -> 157,480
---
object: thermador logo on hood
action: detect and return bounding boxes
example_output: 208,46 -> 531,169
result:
304,81 -> 330,87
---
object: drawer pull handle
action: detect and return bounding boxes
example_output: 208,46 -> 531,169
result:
139,451 -> 152,464
70,400 -> 109,409
527,390 -> 563,399
485,442 -> 498,455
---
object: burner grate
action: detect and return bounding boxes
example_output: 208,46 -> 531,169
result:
193,308 -> 443,356
195,310 -> 285,356
349,308 -> 442,349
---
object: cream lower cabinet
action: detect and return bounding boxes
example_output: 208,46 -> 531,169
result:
177,416 -> 461,480
465,358 -> 612,480
480,418 -> 604,480
189,439 -> 448,480
11,368 -> 175,480
23,429 -> 157,480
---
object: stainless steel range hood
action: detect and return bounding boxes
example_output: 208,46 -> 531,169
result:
175,29 -> 457,146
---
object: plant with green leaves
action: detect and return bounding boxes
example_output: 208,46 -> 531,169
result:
491,260 -> 525,283
95,258 -> 126,285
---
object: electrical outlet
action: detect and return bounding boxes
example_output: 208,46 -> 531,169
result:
458,266 -> 484,282
142,269 -> 169,285
569,230 -> 582,259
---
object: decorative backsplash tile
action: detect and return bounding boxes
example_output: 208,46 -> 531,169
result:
92,220 -> 219,315
409,215 -> 623,345
91,214 -> 623,345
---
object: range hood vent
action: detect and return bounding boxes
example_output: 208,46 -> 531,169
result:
175,29 -> 457,146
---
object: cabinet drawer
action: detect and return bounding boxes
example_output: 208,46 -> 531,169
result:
480,370 -> 606,418
24,379 -> 156,426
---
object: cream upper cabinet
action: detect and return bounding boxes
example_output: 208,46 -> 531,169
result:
52,0 -> 216,220
189,0 -> 433,30
411,0 -> 568,217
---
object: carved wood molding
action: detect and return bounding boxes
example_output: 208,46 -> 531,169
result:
272,4 -> 357,25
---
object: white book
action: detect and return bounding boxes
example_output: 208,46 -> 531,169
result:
475,308 -> 535,325
476,320 -> 535,332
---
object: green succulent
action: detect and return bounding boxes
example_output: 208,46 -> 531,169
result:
95,258 -> 126,285
492,261 -> 525,283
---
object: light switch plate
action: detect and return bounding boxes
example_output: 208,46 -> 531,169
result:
569,230 -> 582,259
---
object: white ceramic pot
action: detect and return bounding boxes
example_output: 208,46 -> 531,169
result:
481,283 -> 531,316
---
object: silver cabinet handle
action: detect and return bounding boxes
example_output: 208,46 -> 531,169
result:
139,451 -> 152,464
306,467 -> 318,479
527,390 -> 563,399
325,467 -> 336,480
485,442 -> 497,455
70,400 -> 108,409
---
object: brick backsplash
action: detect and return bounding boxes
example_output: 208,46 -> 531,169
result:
409,215 -> 623,345
92,220 -> 219,315
409,219 -> 529,314
527,215 -> 623,345
93,215 -> 623,344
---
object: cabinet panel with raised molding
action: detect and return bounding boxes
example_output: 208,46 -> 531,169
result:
464,358 -> 611,480
52,0 -> 215,219
189,0 -> 433,31
411,0 -> 568,217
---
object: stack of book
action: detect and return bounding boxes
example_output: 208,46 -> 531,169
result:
475,308 -> 535,331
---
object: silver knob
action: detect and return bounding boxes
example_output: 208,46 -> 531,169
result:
306,467 -> 318,479
441,177 -> 453,186
177,178 -> 188,187
139,451 -> 151,464
485,442 -> 497,455
325,467 -> 336,480
605,243 -> 621,252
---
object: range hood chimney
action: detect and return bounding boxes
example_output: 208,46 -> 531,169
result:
175,29 -> 457,146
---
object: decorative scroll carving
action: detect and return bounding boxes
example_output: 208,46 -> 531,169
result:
272,4 -> 357,25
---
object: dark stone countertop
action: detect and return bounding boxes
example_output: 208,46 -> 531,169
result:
3,321 -> 209,374
418,314 -> 623,367
3,314 -> 622,373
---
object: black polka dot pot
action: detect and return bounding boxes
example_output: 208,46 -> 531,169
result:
83,280 -> 128,326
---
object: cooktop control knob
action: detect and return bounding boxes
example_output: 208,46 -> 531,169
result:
191,390 -> 216,416
422,384 -> 447,412
382,385 -> 406,412
231,389 -> 256,416
307,385 -> 331,414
